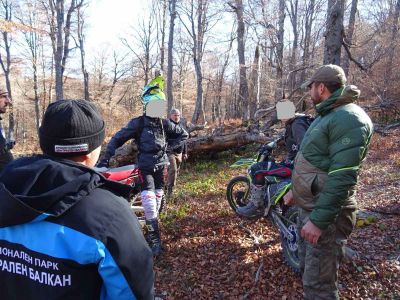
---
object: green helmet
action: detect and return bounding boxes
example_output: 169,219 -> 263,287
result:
141,75 -> 166,118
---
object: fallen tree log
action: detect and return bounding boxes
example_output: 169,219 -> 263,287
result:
107,128 -> 277,166
186,129 -> 272,155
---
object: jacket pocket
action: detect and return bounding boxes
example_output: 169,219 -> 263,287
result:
292,152 -> 328,210
310,173 -> 328,196
292,171 -> 317,210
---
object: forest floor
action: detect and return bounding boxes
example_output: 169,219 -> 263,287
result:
154,129 -> 400,300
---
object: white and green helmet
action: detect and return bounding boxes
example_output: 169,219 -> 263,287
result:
142,75 -> 167,118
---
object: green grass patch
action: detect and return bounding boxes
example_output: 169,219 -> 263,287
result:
178,152 -> 246,197
160,203 -> 191,231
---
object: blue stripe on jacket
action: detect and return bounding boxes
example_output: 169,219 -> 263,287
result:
0,218 -> 137,300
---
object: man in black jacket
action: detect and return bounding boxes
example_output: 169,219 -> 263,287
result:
166,108 -> 188,196
237,110 -> 313,219
0,100 -> 154,300
283,114 -> 314,161
0,88 -> 14,171
98,75 -> 188,255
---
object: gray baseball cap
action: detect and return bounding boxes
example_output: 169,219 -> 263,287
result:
170,108 -> 181,115
301,64 -> 347,90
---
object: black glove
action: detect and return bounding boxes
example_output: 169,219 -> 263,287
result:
96,159 -> 109,168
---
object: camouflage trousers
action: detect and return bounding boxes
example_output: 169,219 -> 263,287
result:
167,153 -> 182,188
297,208 -> 346,300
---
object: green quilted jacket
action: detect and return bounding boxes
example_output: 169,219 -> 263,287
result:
292,85 -> 373,234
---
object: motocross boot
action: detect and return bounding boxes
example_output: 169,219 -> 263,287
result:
166,185 -> 173,197
236,184 -> 266,218
145,218 -> 162,256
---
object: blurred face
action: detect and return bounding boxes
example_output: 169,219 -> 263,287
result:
170,112 -> 181,123
309,82 -> 324,105
145,100 -> 166,118
0,94 -> 12,114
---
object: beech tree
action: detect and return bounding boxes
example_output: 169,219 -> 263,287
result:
121,12 -> 158,85
167,0 -> 177,111
43,0 -> 85,101
228,0 -> 249,122
178,0 -> 221,124
342,0 -> 358,76
75,2 -> 89,100
323,0 -> 345,65
0,0 -> 15,140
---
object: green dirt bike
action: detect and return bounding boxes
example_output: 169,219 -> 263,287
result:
226,140 -> 300,273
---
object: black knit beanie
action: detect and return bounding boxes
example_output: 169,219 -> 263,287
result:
39,99 -> 105,158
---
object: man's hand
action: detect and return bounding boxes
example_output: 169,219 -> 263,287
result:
283,189 -> 295,206
301,220 -> 322,245
183,154 -> 188,160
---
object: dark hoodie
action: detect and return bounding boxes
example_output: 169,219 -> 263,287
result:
0,156 -> 154,300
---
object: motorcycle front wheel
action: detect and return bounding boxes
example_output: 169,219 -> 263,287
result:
280,206 -> 301,273
226,176 -> 251,213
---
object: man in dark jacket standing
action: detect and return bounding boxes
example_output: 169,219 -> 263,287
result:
283,114 -> 313,162
166,108 -> 188,196
236,109 -> 312,219
0,89 -> 14,171
98,75 -> 188,255
284,65 -> 373,299
0,100 -> 154,300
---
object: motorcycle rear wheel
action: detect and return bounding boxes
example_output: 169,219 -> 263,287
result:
280,206 -> 301,274
226,176 -> 251,213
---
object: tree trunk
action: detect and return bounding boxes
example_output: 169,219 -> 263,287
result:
77,5 -> 89,101
288,0 -> 299,92
192,59 -> 204,123
215,37 -> 233,125
54,0 -> 65,100
190,0 -> 206,124
342,0 -> 358,76
275,0 -> 286,101
323,0 -> 345,65
49,0 -> 82,101
0,0 -> 15,141
249,44 -> 260,120
167,0 -> 177,112
187,132 -> 268,155
159,0 -> 167,72
385,0 -> 400,83
234,0 -> 249,122
300,0 -> 316,83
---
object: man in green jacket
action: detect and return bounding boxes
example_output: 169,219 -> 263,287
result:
284,65 -> 373,299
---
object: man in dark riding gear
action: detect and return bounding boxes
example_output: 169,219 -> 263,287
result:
98,74 -> 188,256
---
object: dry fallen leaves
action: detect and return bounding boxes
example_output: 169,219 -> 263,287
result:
154,130 -> 400,299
